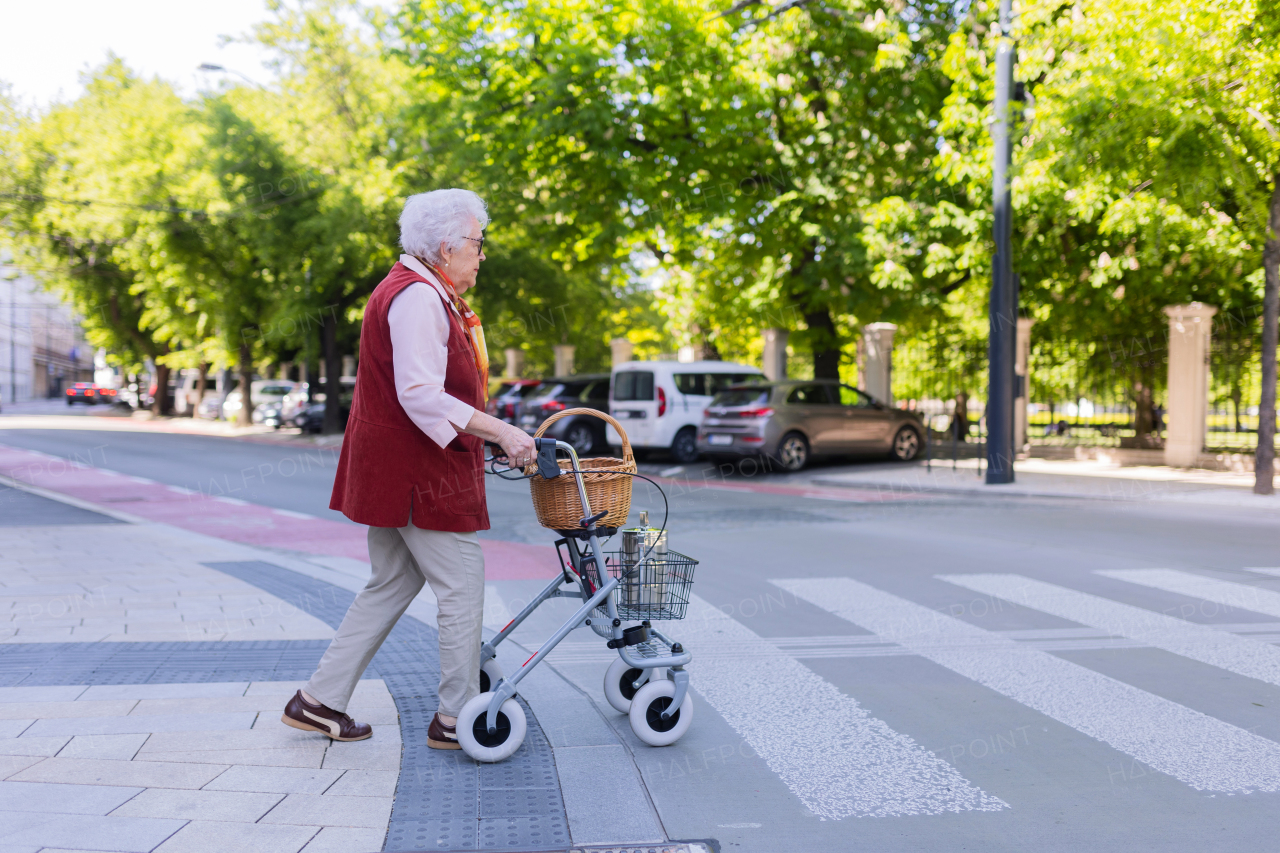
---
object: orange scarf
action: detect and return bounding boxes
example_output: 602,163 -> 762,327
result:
425,262 -> 489,401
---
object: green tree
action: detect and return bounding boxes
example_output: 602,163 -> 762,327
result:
0,61 -> 200,413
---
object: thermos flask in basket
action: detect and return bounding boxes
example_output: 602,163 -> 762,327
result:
620,511 -> 667,609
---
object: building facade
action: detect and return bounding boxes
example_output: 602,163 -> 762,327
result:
1,263 -> 95,406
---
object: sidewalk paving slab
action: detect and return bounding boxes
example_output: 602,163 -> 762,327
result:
259,792 -> 394,828
23,712 -> 258,737
11,756 -> 230,789
110,788 -> 286,822
299,826 -> 387,853
0,779 -> 143,814
0,811 -> 186,852
58,733 -> 150,760
0,735 -> 68,756
150,819 -> 318,853
202,765 -> 345,795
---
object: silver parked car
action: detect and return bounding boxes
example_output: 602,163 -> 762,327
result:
697,380 -> 925,471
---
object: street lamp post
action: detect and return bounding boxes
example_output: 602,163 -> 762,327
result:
986,0 -> 1018,485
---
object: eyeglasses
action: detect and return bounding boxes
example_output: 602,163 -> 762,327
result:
463,234 -> 485,253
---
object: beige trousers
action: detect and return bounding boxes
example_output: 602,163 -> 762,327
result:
304,523 -> 485,717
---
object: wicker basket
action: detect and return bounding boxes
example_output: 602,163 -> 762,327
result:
528,408 -> 635,531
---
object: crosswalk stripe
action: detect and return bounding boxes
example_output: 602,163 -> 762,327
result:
1099,569 -> 1280,619
672,595 -> 1007,819
939,573 -> 1280,688
774,577 -> 1280,793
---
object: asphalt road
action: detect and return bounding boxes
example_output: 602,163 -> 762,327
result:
5,424 -> 1280,851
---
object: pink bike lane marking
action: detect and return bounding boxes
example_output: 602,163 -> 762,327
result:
0,444 -> 558,579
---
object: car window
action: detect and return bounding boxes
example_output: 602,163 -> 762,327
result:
707,373 -> 761,395
560,381 -> 589,399
786,384 -> 835,405
586,379 -> 610,402
259,385 -> 293,396
613,371 -> 654,401
711,388 -> 770,407
520,383 -> 547,399
673,373 -> 706,396
838,385 -> 874,407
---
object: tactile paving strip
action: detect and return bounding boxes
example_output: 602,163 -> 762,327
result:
205,561 -> 570,851
0,639 -> 329,686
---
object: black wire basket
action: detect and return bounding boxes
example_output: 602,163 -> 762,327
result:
601,549 -> 698,621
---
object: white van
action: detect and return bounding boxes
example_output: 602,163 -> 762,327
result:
606,360 -> 763,462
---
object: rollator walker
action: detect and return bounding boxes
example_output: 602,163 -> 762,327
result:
456,409 -> 696,762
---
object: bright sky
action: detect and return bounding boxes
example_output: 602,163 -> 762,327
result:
0,0 -> 280,108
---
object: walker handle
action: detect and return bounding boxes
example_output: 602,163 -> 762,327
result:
533,437 -> 562,480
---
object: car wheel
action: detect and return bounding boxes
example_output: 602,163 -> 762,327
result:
774,432 -> 809,472
565,422 -> 596,455
891,426 -> 921,462
670,427 -> 699,464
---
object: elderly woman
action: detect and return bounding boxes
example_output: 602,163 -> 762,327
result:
282,189 -> 535,749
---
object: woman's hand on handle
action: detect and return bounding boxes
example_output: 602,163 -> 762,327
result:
463,410 -> 537,469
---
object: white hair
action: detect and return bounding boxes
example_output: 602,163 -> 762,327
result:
398,188 -> 489,264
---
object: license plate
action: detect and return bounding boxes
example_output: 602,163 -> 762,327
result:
520,415 -> 536,426
615,410 -> 643,419
707,434 -> 733,446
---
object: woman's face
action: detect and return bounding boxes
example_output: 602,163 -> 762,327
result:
439,218 -> 485,295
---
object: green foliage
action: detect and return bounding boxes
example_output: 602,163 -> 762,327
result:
2,0 -> 1276,427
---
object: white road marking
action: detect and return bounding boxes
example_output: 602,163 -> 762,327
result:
940,573 -> 1280,688
213,496 -> 248,506
128,476 -> 154,484
166,485 -> 195,495
775,577 -> 1280,793
1099,569 -> 1280,619
674,596 -> 1006,819
272,508 -> 313,519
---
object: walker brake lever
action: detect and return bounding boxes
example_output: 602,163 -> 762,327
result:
533,437 -> 561,479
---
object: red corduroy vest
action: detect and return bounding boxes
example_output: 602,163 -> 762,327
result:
329,262 -> 490,532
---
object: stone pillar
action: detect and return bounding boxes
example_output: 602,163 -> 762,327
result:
762,328 -> 788,381
862,323 -> 897,406
1015,318 -> 1034,451
504,347 -> 524,379
553,344 -> 575,377
1163,303 -> 1217,467
341,355 -> 356,379
610,338 -> 633,368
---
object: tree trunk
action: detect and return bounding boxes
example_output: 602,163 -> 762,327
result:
952,391 -> 970,440
194,362 -> 209,418
805,308 -> 841,380
151,364 -> 172,416
1254,176 -> 1280,495
1133,377 -> 1155,439
237,342 -> 254,427
321,312 -> 344,434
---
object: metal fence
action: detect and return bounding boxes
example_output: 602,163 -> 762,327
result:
890,315 -> 1270,454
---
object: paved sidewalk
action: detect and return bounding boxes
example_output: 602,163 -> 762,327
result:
809,456 -> 1280,506
0,446 -> 688,852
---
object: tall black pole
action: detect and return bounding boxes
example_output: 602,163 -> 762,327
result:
986,0 -> 1017,485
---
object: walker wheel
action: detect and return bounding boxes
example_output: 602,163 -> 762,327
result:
479,658 -> 504,694
628,679 -> 693,747
603,657 -> 649,714
457,692 -> 527,762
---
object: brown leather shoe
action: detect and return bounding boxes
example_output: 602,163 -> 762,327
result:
428,712 -> 461,750
281,690 -> 373,742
